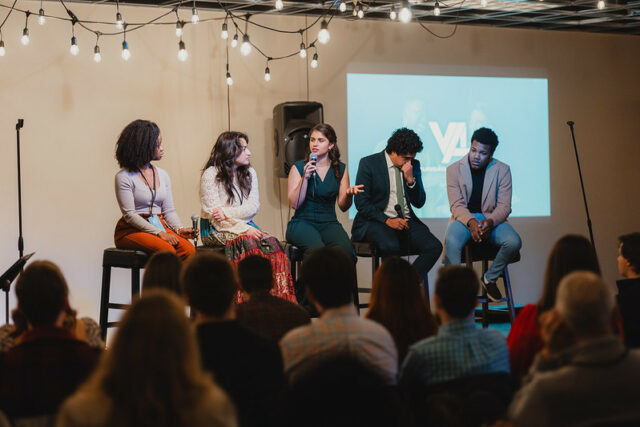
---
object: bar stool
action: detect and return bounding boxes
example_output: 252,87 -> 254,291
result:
461,242 -> 519,328
99,248 -> 149,340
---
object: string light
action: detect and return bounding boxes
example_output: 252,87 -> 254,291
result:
399,1 -> 412,23
231,32 -> 238,48
221,22 -> 228,39
434,1 -> 441,16
240,34 -> 252,56
178,39 -> 188,61
275,0 -> 284,10
121,26 -> 130,61
38,1 -> 46,25
339,1 -> 347,12
93,36 -> 101,63
352,6 -> 357,16
597,0 -> 605,9
21,13 -> 30,46
299,42 -> 306,58
481,0 -> 488,6
175,21 -> 183,37
191,1 -> 199,24
310,52 -> 318,68
0,32 -> 5,57
70,38 -> 79,56
357,4 -> 365,18
226,63 -> 233,86
318,20 -> 330,44
264,60 -> 271,81
390,6 -> 397,20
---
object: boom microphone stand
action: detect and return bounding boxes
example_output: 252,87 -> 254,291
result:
567,121 -> 596,255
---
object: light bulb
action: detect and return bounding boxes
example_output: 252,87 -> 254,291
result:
191,7 -> 199,24
231,34 -> 238,48
240,34 -> 251,56
299,42 -> 306,58
481,0 -> 487,6
38,8 -> 45,25
116,12 -> 123,29
122,40 -> 130,60
597,0 -> 605,9
275,0 -> 284,10
221,23 -> 228,39
339,1 -> 347,12
176,21 -> 183,37
0,40 -> 5,56
70,36 -> 79,56
399,4 -> 412,22
93,45 -> 101,62
353,7 -> 357,16
318,20 -> 330,44
226,72 -> 233,86
357,5 -> 364,18
310,53 -> 318,68
390,6 -> 397,20
21,28 -> 29,46
434,2 -> 441,16
178,40 -> 188,61
264,67 -> 271,82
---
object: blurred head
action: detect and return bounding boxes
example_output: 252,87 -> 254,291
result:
539,235 -> 601,314
16,260 -> 68,327
203,131 -> 252,204
367,257 -> 437,360
435,266 -> 479,319
143,252 -> 182,295
309,123 -> 342,179
237,255 -> 273,294
115,119 -> 162,171
181,252 -> 237,317
301,247 -> 354,310
618,232 -> 640,278
556,271 -> 614,339
385,128 -> 423,168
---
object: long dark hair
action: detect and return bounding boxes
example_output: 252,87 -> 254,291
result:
538,234 -> 601,316
366,257 -> 438,362
309,123 -> 341,180
115,120 -> 160,172
202,131 -> 251,204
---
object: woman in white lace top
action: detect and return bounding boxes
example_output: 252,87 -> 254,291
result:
200,131 -> 296,303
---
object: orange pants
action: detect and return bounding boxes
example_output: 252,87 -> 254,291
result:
114,215 -> 195,261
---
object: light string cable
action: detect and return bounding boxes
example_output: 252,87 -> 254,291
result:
417,0 -> 466,39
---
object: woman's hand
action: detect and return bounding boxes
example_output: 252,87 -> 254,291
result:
303,160 -> 317,180
158,231 -> 179,246
211,208 -> 227,222
346,185 -> 365,196
244,227 -> 265,240
178,227 -> 197,239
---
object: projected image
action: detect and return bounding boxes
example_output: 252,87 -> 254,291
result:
346,73 -> 550,219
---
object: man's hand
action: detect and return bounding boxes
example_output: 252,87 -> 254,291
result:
385,217 -> 409,231
400,162 -> 415,185
539,308 -> 575,359
479,218 -> 494,239
468,219 -> 484,242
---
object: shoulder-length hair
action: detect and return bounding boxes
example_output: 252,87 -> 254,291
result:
79,290 -> 214,426
202,131 -> 251,204
366,257 -> 438,362
115,119 -> 161,172
142,252 -> 182,296
538,234 -> 601,315
309,123 -> 341,180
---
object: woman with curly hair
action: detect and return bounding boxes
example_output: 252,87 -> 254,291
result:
286,123 -> 363,258
200,131 -> 296,303
113,120 -> 196,260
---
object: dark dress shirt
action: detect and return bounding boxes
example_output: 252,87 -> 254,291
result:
617,277 -> 640,348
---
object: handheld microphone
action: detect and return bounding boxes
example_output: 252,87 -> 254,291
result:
394,204 -> 404,219
191,214 -> 199,248
309,152 -> 317,177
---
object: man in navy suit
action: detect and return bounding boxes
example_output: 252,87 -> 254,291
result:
352,128 -> 442,295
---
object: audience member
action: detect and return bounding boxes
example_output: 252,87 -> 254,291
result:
280,247 -> 398,385
508,271 -> 640,426
142,251 -> 182,295
236,255 -> 310,341
400,266 -> 509,392
58,289 -> 236,427
616,232 -> 640,348
182,252 -> 284,427
0,261 -> 101,420
507,235 -> 600,380
366,257 -> 438,363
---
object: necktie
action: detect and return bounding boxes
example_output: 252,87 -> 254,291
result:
395,167 -> 405,215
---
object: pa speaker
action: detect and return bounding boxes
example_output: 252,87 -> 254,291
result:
273,101 -> 324,177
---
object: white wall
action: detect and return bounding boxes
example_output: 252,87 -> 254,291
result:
1,1 -> 639,322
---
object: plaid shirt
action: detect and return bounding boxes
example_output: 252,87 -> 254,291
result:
280,305 -> 398,385
400,318 -> 509,389
0,326 -> 101,418
237,291 -> 311,341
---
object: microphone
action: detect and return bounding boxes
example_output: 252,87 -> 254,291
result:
309,152 -> 317,177
0,252 -> 34,292
394,204 -> 404,219
191,214 -> 199,248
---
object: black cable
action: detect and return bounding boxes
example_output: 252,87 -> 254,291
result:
0,0 -> 18,30
417,0 -> 465,39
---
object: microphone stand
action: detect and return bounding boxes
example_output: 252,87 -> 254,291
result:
7,119 -> 25,324
567,121 -> 596,255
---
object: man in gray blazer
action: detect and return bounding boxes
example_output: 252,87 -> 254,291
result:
444,127 -> 521,301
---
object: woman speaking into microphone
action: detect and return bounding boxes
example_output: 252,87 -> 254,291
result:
113,120 -> 196,260
286,123 -> 363,258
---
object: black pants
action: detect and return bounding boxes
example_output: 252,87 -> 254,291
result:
363,218 -> 442,297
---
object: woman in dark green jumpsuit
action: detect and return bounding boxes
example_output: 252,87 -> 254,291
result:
286,123 -> 364,258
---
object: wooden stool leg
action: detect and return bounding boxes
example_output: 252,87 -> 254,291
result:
503,266 -> 516,323
99,265 -> 111,341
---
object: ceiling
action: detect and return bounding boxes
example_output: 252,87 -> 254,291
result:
64,0 -> 640,35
